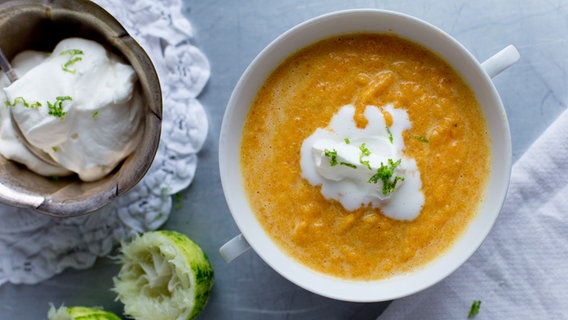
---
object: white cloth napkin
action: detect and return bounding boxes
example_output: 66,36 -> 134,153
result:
380,107 -> 568,319
0,0 -> 209,285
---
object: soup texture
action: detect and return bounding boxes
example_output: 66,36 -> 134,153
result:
240,33 -> 490,280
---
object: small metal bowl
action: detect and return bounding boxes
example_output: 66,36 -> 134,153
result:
0,0 -> 162,217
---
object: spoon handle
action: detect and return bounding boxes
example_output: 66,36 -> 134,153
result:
0,48 -> 18,83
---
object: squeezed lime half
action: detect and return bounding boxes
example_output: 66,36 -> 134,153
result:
47,305 -> 121,320
113,230 -> 214,320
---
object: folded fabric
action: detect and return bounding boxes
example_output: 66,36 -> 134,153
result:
380,107 -> 568,319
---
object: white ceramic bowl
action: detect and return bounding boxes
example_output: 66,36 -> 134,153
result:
219,9 -> 518,302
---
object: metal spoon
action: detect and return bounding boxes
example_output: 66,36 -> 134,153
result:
0,49 -> 17,83
0,48 -> 61,167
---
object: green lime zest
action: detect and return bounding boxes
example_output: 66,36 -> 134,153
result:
414,135 -> 429,143
360,159 -> 371,170
47,96 -> 72,120
92,111 -> 99,118
369,158 -> 404,195
359,143 -> 372,170
324,148 -> 358,169
60,49 -> 84,56
324,149 -> 338,166
386,126 -> 394,144
359,143 -> 371,156
60,49 -> 84,74
340,162 -> 357,169
468,300 -> 481,318
5,96 -> 42,108
344,137 -> 350,144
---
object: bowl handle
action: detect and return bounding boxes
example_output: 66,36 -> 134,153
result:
219,234 -> 251,263
481,45 -> 520,79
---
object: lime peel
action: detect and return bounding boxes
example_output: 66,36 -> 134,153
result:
47,305 -> 121,320
113,230 -> 214,320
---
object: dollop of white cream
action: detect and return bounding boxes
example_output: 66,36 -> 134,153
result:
0,38 -> 143,181
300,104 -> 425,221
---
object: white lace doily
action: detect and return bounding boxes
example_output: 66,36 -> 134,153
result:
0,0 -> 210,285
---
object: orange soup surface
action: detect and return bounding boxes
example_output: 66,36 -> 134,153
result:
240,33 -> 491,280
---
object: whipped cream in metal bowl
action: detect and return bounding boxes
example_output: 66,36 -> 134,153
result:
0,37 -> 143,182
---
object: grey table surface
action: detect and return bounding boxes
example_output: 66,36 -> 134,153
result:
1,0 -> 567,319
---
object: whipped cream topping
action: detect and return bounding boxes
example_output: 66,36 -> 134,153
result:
0,38 -> 143,181
300,104 -> 425,221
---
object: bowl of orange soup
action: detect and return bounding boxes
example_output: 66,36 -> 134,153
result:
219,9 -> 519,302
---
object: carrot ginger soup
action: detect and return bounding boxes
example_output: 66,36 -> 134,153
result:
240,33 -> 491,280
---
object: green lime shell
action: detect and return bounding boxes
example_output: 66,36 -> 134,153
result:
48,305 -> 121,320
113,230 -> 214,320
